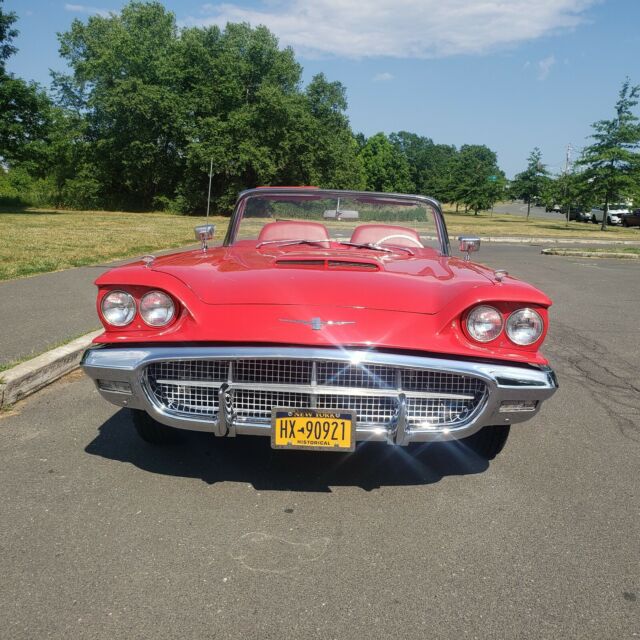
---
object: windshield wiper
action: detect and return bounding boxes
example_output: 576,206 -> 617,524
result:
256,239 -> 330,249
336,241 -> 413,255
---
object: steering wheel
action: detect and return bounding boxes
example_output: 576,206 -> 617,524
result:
374,233 -> 424,248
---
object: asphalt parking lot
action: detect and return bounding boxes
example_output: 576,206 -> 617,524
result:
1,245 -> 638,639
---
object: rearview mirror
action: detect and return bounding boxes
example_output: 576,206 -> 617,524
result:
194,224 -> 215,250
323,209 -> 359,220
458,236 -> 480,261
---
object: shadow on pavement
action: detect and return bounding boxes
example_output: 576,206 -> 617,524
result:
85,409 -> 489,492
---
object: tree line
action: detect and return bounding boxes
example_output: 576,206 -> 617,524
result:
0,1 -> 505,214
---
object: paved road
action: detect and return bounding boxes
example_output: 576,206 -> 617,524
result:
492,200 -> 565,220
0,245 -> 197,367
0,265 -> 105,365
1,245 -> 638,639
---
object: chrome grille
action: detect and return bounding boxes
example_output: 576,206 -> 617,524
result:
316,394 -> 397,424
406,398 -> 479,427
152,382 -> 218,416
401,370 -> 485,395
234,359 -> 312,384
317,362 -> 397,389
145,358 -> 487,429
233,390 -> 310,420
149,360 -> 227,383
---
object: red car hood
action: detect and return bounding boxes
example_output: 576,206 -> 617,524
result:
149,245 -> 498,315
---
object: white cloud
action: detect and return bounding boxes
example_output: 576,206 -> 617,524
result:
64,4 -> 111,18
184,0 -> 596,59
537,55 -> 556,80
373,72 -> 394,82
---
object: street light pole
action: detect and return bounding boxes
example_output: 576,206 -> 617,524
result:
564,143 -> 572,226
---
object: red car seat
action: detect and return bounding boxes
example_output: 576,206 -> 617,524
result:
350,224 -> 423,247
257,220 -> 330,243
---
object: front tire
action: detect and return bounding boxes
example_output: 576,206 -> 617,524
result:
461,425 -> 510,460
131,409 -> 184,445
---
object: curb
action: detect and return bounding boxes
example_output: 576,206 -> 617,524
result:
0,330 -> 102,408
541,248 -> 640,259
481,236 -> 640,246
423,235 -> 640,246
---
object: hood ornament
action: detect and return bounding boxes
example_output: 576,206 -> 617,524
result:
280,317 -> 355,331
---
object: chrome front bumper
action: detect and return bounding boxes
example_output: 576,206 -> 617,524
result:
81,346 -> 558,445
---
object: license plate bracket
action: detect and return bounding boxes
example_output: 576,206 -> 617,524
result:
271,408 -> 356,452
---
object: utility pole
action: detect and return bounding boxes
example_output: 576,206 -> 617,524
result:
564,143 -> 572,225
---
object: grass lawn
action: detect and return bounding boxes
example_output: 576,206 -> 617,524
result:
0,209 -> 228,281
1,206 -> 639,281
544,247 -> 640,257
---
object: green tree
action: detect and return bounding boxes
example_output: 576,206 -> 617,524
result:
451,144 -> 505,214
359,133 -> 412,193
389,131 -> 458,200
55,1 -> 187,209
511,147 -> 549,218
0,0 -> 17,72
54,4 -> 364,212
577,78 -> 640,230
0,2 -> 53,167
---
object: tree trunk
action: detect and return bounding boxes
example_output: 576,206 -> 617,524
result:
601,194 -> 608,231
526,198 -> 531,219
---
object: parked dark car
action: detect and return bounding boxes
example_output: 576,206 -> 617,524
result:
573,209 -> 592,222
560,206 -> 591,222
622,209 -> 640,227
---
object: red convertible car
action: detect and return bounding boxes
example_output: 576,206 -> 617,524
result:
82,188 -> 557,460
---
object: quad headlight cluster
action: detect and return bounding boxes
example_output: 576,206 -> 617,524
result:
466,305 -> 543,346
101,290 -> 175,328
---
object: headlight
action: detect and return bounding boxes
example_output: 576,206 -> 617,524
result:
506,308 -> 543,345
140,291 -> 175,327
101,291 -> 136,327
466,305 -> 503,342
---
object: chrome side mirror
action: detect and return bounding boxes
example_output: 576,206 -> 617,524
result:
194,224 -> 215,251
458,236 -> 480,261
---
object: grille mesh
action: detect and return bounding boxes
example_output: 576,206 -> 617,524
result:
234,359 -> 312,384
150,360 -> 227,383
406,398 -> 478,427
316,394 -> 397,424
401,370 -> 486,395
233,390 -> 310,420
152,382 -> 218,416
317,362 -> 397,389
145,358 -> 486,429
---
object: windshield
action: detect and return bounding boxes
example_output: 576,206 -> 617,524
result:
226,190 -> 445,253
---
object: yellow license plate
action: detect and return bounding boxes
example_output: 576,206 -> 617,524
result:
271,408 -> 356,451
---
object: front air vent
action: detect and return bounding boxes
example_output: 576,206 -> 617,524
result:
275,258 -> 379,271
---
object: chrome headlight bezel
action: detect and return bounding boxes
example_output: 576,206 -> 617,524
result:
466,305 -> 504,343
506,308 -> 544,345
101,290 -> 136,327
140,290 -> 175,327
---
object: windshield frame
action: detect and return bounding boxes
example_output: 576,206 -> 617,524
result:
223,188 -> 450,256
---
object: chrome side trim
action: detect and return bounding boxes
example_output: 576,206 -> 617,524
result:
82,346 -> 557,444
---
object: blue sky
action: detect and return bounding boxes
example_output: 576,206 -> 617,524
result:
5,0 -> 639,176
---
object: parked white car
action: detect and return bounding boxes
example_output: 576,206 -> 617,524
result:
590,205 -> 629,225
